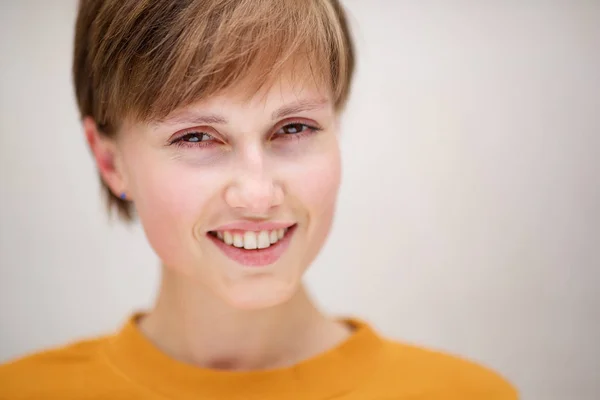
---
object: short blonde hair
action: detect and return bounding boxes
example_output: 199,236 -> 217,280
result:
73,0 -> 356,220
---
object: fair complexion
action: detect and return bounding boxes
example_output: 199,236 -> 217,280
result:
85,72 -> 350,370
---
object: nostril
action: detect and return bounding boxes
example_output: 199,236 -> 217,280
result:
223,178 -> 283,211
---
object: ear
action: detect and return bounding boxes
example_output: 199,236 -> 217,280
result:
83,117 -> 128,198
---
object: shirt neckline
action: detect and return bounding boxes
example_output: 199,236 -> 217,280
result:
102,313 -> 385,400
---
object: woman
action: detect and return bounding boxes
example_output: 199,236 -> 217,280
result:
0,0 -> 517,398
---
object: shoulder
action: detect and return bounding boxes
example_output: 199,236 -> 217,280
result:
374,338 -> 518,399
0,335 -> 114,399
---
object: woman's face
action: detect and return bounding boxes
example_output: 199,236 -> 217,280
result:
113,73 -> 341,309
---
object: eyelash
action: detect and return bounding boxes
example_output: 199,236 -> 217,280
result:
169,121 -> 322,149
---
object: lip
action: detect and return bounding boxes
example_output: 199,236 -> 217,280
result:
209,221 -> 296,233
207,224 -> 297,267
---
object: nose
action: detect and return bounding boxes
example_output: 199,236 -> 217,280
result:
224,147 -> 283,214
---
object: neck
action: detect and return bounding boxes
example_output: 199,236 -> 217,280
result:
138,265 -> 350,371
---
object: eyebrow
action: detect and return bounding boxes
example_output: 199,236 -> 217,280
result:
271,98 -> 330,120
156,113 -> 227,126
157,98 -> 330,126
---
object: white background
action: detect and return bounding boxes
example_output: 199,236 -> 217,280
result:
1,1 -> 599,399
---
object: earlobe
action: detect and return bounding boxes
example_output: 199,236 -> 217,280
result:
83,116 -> 128,198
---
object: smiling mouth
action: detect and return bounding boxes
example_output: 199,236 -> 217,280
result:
208,226 -> 294,250
207,225 -> 297,267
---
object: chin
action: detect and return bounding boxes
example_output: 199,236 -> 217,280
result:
221,276 -> 300,310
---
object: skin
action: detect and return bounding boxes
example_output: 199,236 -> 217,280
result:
84,70 -> 351,370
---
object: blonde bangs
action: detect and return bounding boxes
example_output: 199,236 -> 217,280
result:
81,0 -> 354,132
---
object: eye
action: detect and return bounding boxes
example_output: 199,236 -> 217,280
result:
179,132 -> 213,142
272,121 -> 321,143
276,123 -> 312,135
170,130 -> 217,149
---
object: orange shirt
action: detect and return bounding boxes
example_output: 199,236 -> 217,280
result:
0,314 -> 517,399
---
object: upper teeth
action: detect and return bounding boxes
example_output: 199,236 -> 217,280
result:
215,229 -> 287,250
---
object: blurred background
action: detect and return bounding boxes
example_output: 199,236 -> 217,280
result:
1,1 -> 599,398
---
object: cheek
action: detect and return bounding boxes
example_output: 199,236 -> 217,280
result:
285,141 -> 341,266
285,137 -> 341,225
123,151 -> 217,264
299,141 -> 341,211
133,163 -> 200,220
305,157 -> 341,210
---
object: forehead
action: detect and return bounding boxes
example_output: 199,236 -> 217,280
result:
215,72 -> 328,111
159,65 -> 333,124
